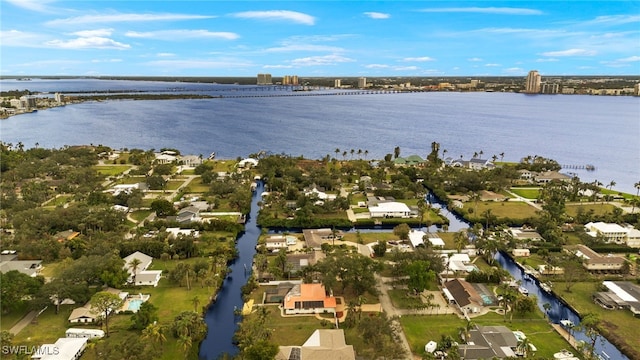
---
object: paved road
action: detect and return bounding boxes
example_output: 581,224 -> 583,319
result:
9,310 -> 37,335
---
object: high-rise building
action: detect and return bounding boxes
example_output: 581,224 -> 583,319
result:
282,75 -> 291,85
334,79 -> 342,88
541,83 -> 559,94
291,75 -> 299,86
358,77 -> 367,88
257,73 -> 272,85
524,70 -> 541,93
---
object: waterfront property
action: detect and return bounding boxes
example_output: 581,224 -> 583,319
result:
368,200 -> 412,218
122,251 -> 162,287
302,228 -> 344,250
570,245 -> 626,273
65,328 -> 105,339
442,278 -> 485,315
276,329 -> 355,360
68,288 -> 128,323
584,222 -> 640,248
593,281 -> 640,316
457,325 -> 519,359
283,283 -> 337,315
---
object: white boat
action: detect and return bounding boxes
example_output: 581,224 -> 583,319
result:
554,349 -> 577,359
541,282 -> 552,293
518,286 -> 529,296
560,319 -> 574,328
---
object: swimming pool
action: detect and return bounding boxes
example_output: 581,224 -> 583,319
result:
128,299 -> 144,312
480,294 -> 493,305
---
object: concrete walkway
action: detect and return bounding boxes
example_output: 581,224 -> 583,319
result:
9,310 -> 37,335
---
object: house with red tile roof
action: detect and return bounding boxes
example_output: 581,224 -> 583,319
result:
283,283 -> 337,315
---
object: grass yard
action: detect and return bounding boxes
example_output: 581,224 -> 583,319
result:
341,232 -> 399,245
466,201 -> 539,220
565,203 -> 617,217
0,302 -> 31,331
510,187 -> 540,199
93,165 -> 132,176
164,180 -> 184,191
387,289 -> 426,309
400,312 -> 573,359
129,210 -> 152,222
116,176 -> 147,185
554,282 -> 640,359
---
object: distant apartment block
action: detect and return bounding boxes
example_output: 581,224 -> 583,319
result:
358,77 -> 367,88
541,83 -> 559,94
334,79 -> 342,88
257,73 -> 272,85
281,75 -> 299,85
525,70 -> 541,93
562,87 -> 575,94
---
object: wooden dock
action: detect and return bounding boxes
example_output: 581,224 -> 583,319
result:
552,323 -> 580,349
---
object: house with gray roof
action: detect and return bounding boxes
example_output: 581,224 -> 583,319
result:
457,325 -> 518,359
276,329 -> 355,360
0,251 -> 42,277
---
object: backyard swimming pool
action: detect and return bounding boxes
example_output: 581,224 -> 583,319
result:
128,299 -> 144,312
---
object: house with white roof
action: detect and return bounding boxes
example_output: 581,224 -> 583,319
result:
122,251 -> 162,287
408,230 -> 445,248
165,228 -> 200,239
32,337 -> 87,360
369,201 -> 412,218
585,222 -> 640,247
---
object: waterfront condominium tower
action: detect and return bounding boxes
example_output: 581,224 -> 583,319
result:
257,73 -> 272,85
358,77 -> 367,88
525,70 -> 541,93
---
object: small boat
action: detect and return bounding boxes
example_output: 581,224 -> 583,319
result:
518,286 -> 529,296
560,319 -> 574,328
541,282 -> 552,293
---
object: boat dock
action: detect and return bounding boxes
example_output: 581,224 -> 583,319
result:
552,323 -> 580,350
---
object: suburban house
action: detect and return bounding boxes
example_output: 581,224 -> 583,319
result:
286,252 -> 325,274
154,151 -> 178,164
65,328 -> 105,339
238,158 -> 259,168
276,329 -> 355,360
122,251 -> 162,287
584,222 -> 640,248
176,205 -> 201,224
442,253 -> 473,276
593,281 -> 640,316
68,288 -> 128,323
0,250 -> 42,277
53,230 -> 80,242
393,155 -> 424,167
534,171 -> 571,183
368,201 -> 412,218
456,325 -> 519,359
303,185 -> 336,201
166,227 -> 200,239
107,182 -> 147,196
283,283 -> 337,315
449,158 -> 495,170
408,230 -> 445,248
263,235 -> 296,252
32,337 -> 88,360
508,228 -> 545,243
572,245 -> 626,273
512,248 -> 530,257
302,228 -> 344,250
443,279 -> 484,315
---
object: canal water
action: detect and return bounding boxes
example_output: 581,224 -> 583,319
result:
198,185 -> 628,360
495,252 -> 629,360
198,181 -> 262,360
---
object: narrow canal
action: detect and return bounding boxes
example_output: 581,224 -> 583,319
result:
198,181 -> 262,360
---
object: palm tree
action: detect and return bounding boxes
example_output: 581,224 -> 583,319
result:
499,152 -> 505,161
177,335 -> 193,358
364,149 -> 369,160
192,296 -> 200,313
142,322 -> 166,344
128,258 -> 143,285
357,149 -> 362,159
453,230 -> 467,253
633,181 -> 640,213
543,302 -> 551,320
334,148 -> 340,160
350,149 -> 355,159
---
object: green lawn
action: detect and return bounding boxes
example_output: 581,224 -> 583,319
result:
510,187 -> 540,199
400,312 -> 574,359
0,302 -> 31,331
164,180 -> 184,191
341,232 -> 399,245
565,203 -> 617,217
387,289 -> 426,309
554,282 -> 640,359
117,176 -> 147,184
93,165 -> 132,176
465,201 -> 538,220
182,177 -> 209,193
130,210 -> 152,222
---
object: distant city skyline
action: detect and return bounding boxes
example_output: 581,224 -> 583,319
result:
1,1 -> 639,77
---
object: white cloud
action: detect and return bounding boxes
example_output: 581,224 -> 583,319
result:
418,7 -> 543,15
601,56 -> 640,67
5,0 -> 57,13
72,29 -> 114,37
263,64 -> 294,69
541,48 -> 597,57
485,63 -> 501,67
0,30 -> 49,47
126,30 -> 239,40
579,15 -> 640,26
157,53 -> 176,57
264,44 -> 344,53
45,37 -> 131,50
91,58 -> 123,63
47,13 -> 214,26
401,56 -> 435,62
536,58 -> 559,62
394,66 -> 419,71
467,57 -> 483,62
290,54 -> 355,66
364,12 -> 390,19
503,67 -> 526,74
231,10 -> 315,25
365,64 -> 390,69
615,55 -> 640,62
146,59 -> 254,69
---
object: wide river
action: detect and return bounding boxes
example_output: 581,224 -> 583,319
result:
1,78 -> 639,193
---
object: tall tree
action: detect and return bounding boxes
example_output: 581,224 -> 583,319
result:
90,291 -> 124,336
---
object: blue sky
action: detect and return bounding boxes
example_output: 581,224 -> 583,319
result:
1,1 -> 639,77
